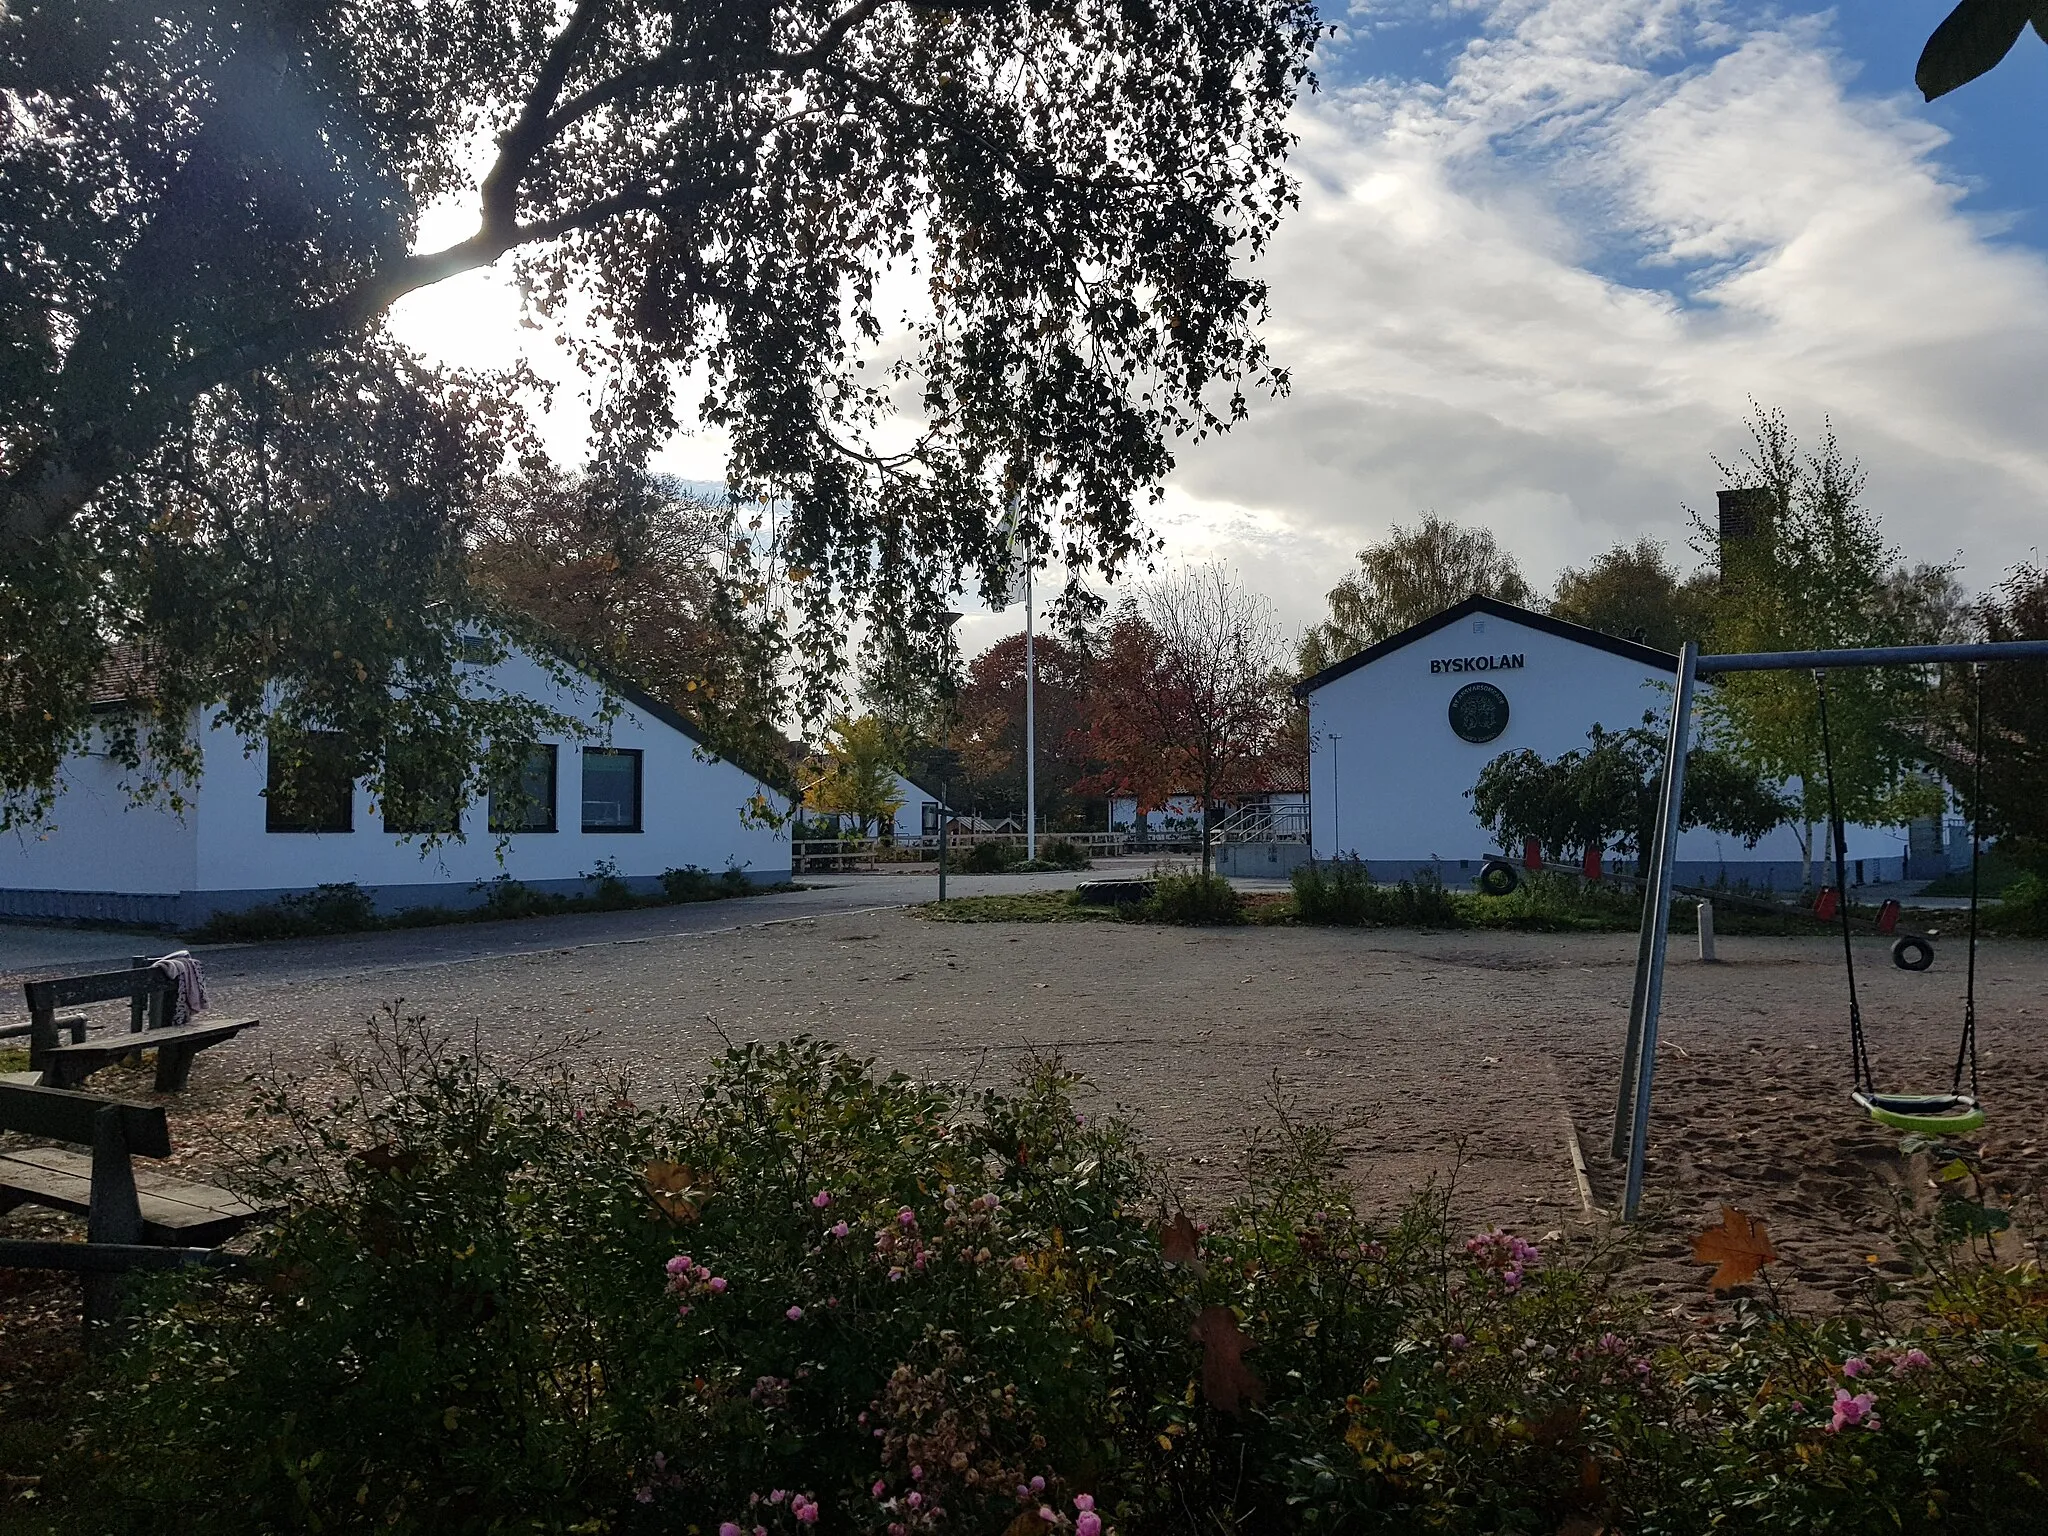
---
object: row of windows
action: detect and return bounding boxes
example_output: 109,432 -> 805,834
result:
264,740 -> 644,835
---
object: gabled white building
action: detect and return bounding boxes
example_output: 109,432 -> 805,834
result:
1294,595 -> 1909,889
0,645 -> 790,927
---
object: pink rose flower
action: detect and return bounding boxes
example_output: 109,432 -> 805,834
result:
1828,1388 -> 1879,1433
812,1190 -> 833,1208
785,1305 -> 804,1321
1842,1357 -> 1870,1379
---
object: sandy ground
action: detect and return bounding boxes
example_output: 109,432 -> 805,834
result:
5,907 -> 2045,1354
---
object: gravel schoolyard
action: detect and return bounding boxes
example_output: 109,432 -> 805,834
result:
6,902 -> 2045,1338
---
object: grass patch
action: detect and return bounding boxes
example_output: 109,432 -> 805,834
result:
0,1044 -> 29,1074
919,890 -> 1118,923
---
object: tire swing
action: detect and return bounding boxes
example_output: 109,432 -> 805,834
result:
1478,859 -> 1520,897
1815,671 -> 1986,1137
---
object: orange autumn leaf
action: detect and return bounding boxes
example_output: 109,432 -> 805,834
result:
352,1143 -> 421,1177
1692,1204 -> 1778,1291
1192,1304 -> 1264,1415
1159,1211 -> 1200,1264
644,1161 -> 706,1224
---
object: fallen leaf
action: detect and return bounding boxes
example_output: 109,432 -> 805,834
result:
1192,1305 -> 1264,1415
1692,1205 -> 1778,1291
1159,1211 -> 1200,1264
352,1143 -> 420,1177
1529,1403 -> 1581,1447
644,1161 -> 706,1224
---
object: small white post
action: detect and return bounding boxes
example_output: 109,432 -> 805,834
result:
1697,899 -> 1717,963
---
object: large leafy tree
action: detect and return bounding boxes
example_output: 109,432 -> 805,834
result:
1471,721 -> 1790,876
469,466 -> 791,779
805,713 -> 905,837
1694,406 -> 1948,886
950,629 -> 1098,826
0,338 -> 569,831
1929,561 -> 2048,875
1,0 -> 1319,809
1297,514 -> 1533,677
1088,565 -> 1284,876
1549,538 -> 1714,654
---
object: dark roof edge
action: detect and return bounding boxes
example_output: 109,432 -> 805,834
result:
1292,595 -> 1680,697
515,634 -> 801,789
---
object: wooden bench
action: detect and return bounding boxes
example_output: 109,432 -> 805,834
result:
24,962 -> 259,1091
0,1078 -> 273,1326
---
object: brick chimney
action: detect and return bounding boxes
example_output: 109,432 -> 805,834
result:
1716,487 -> 1774,544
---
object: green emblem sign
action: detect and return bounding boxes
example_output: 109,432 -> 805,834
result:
1448,681 -> 1510,744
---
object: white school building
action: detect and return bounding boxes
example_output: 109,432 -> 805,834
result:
1294,596 -> 1913,889
0,644 -> 791,928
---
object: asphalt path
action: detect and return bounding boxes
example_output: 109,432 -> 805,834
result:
0,860 -> 1234,989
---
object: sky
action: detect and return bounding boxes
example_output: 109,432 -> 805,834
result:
388,0 -> 2048,659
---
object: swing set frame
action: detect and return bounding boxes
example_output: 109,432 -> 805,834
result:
1614,636 -> 2048,1220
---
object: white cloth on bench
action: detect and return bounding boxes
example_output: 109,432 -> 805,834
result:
149,951 -> 209,1026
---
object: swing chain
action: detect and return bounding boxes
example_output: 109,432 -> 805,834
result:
1813,670 -> 1873,1096
1954,664 -> 1984,1103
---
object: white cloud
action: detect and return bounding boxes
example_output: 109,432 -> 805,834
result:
391,1 -> 2048,655
1173,0 -> 2048,634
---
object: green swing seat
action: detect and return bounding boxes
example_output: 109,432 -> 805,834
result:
1852,1091 -> 1986,1136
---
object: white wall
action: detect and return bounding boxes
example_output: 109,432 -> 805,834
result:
0,726 -> 198,896
1306,608 -> 1901,872
886,773 -> 942,842
189,647 -> 788,906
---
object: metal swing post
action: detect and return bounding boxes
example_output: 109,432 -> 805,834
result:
1620,641 -> 1698,1221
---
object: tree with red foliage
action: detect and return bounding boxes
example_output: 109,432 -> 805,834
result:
952,631 -> 1099,826
1084,567 -> 1286,876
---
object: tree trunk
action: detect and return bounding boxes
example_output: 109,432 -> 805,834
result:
1200,765 -> 1214,880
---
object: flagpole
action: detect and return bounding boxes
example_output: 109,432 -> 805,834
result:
1025,565 -> 1037,861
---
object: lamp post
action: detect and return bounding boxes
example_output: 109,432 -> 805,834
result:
1327,732 -> 1342,861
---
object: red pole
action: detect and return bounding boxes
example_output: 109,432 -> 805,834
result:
1583,845 -> 1603,880
1524,837 -> 1542,870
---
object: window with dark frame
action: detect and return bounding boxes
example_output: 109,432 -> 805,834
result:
581,748 -> 643,833
488,744 -> 559,833
265,732 -> 356,834
381,740 -> 464,836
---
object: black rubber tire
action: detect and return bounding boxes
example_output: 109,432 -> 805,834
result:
1477,860 -> 1520,897
1891,935 -> 1935,972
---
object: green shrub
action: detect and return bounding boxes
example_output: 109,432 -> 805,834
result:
33,1022 -> 2048,1534
1985,871 -> 2048,936
190,881 -> 383,941
661,864 -> 718,902
961,839 -> 1022,873
1138,869 -> 1243,924
587,858 -> 636,909
474,874 -> 564,921
1039,838 -> 1093,871
1288,861 -> 1462,929
719,863 -> 752,896
1291,856 -> 1375,924
1465,867 -> 1641,930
